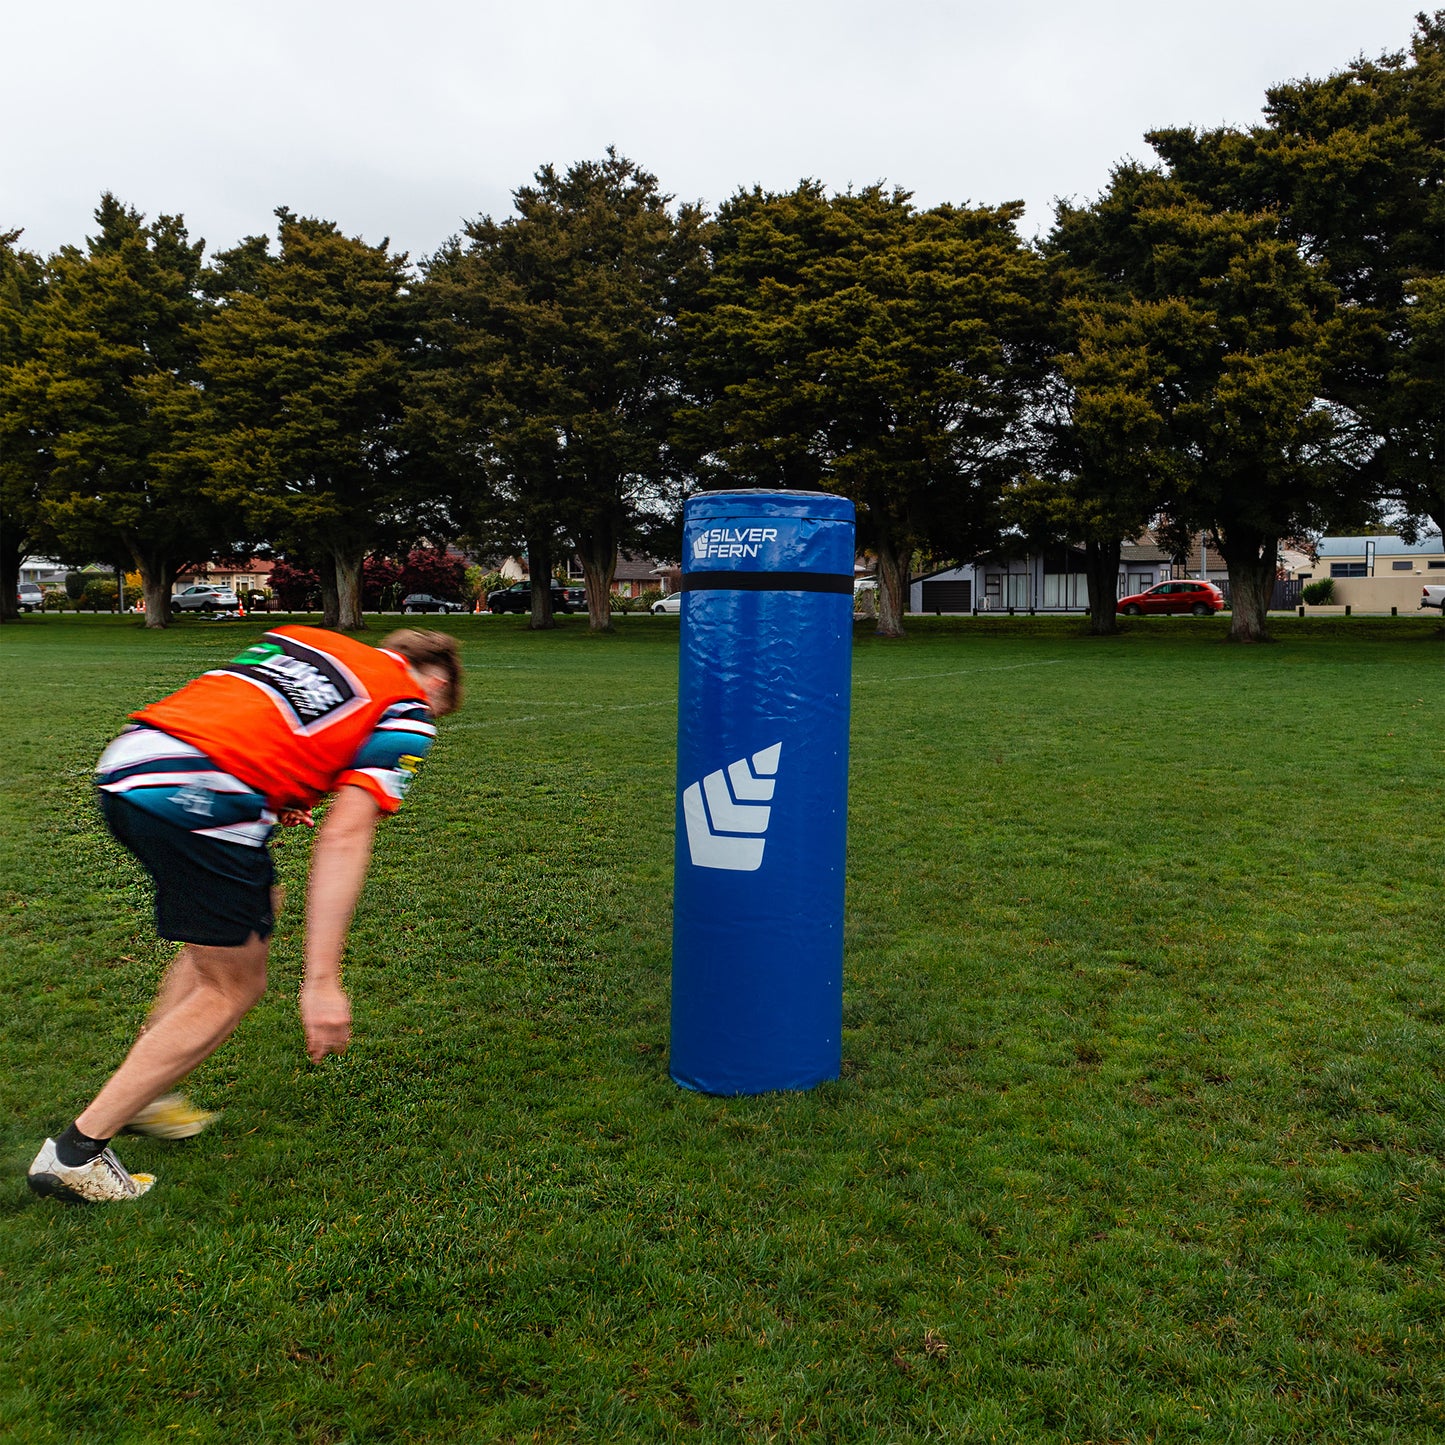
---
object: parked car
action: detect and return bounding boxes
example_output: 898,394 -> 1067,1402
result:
16,583 -> 43,612
401,593 -> 466,614
486,581 -> 586,614
171,584 -> 241,612
650,593 -> 683,615
1421,584 -> 1445,612
1117,580 -> 1224,616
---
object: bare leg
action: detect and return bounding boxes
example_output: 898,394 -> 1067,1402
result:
139,947 -> 203,1037
135,886 -> 281,1043
77,933 -> 269,1140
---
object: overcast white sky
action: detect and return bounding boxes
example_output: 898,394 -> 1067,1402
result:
1,1 -> 1425,264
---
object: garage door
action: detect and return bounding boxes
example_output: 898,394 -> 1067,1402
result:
921,580 -> 972,613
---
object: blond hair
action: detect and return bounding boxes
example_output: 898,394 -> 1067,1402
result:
381,629 -> 463,715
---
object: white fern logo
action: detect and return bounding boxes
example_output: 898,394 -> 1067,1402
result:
682,743 -> 782,871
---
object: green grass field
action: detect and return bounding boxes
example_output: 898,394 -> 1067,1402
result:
1,612 -> 1441,1443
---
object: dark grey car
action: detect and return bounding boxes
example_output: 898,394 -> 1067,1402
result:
401,593 -> 466,614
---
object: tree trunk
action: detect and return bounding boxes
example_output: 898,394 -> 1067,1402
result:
1218,525 -> 1277,643
874,534 -> 907,639
318,553 -> 340,629
526,537 -> 556,630
1083,538 -> 1122,636
332,547 -> 366,631
578,531 -> 617,633
136,558 -> 175,629
0,540 -> 23,623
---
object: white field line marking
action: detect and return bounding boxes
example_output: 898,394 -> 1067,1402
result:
853,659 -> 1065,685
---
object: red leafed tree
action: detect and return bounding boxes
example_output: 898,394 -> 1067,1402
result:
270,559 -> 319,610
362,555 -> 403,610
397,547 -> 466,601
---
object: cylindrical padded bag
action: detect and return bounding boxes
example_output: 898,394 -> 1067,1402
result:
670,489 -> 855,1095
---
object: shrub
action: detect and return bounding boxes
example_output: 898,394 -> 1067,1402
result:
64,571 -> 86,601
271,559 -> 320,610
637,588 -> 663,611
363,555 -> 403,611
1302,578 -> 1334,605
82,577 -> 119,612
398,547 -> 466,602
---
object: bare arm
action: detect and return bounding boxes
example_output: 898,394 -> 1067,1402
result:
300,784 -> 381,1062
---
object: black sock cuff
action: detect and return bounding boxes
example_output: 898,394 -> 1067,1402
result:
55,1122 -> 110,1168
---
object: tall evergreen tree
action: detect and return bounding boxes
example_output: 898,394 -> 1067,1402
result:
415,151 -> 705,632
680,183 -> 1045,637
1047,164 -> 1352,642
1150,11 -> 1445,539
5,197 -> 224,626
1012,178 -> 1194,637
200,211 -> 412,630
0,231 -> 51,623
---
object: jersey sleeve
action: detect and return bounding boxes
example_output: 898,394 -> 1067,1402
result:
335,701 -> 436,813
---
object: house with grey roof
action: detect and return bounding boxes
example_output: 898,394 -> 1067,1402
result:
1302,533 -> 1445,581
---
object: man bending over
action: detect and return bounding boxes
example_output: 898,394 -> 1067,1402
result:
28,626 -> 462,1204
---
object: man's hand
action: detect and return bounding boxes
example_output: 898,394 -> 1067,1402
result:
279,807 -> 315,827
300,979 -> 351,1063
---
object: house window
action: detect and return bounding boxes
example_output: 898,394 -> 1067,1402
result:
1006,573 -> 1030,609
1392,560 -> 1412,571
1330,563 -> 1368,577
1042,573 -> 1087,608
1429,561 -> 1445,570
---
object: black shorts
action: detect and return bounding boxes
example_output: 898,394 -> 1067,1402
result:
99,791 -> 276,947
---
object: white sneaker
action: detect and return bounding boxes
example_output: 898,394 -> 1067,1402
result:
122,1093 -> 220,1140
27,1138 -> 155,1203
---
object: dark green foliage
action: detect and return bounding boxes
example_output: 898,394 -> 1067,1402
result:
80,577 -> 117,611
681,183 -> 1047,636
1046,165 -> 1350,642
1150,11 -> 1445,540
415,151 -> 706,633
1302,577 -> 1335,604
0,230 -> 50,623
5,197 -> 226,627
199,212 -> 414,630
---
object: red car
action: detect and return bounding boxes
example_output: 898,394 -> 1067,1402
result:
1117,580 -> 1224,616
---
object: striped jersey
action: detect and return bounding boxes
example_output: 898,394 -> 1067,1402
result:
96,627 -> 438,847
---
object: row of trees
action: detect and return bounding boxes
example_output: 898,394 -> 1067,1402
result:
2,15 -> 1440,641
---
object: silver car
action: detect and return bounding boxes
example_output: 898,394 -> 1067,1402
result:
171,584 -> 241,612
16,583 -> 43,612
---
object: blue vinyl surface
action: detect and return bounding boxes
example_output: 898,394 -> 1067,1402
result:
671,491 -> 855,1095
